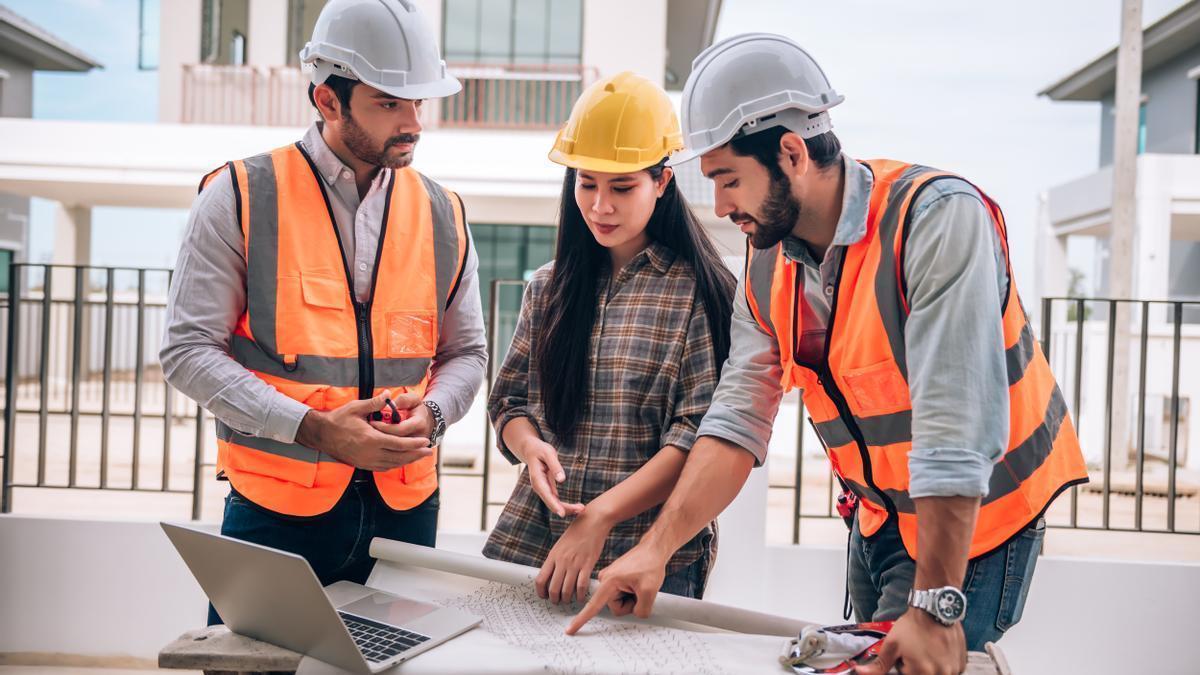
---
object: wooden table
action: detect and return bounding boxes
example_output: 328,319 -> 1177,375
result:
160,625 -> 1013,675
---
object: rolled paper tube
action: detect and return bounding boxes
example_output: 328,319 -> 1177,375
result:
369,537 -> 814,637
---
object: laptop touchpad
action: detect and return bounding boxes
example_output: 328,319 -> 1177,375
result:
340,593 -> 439,627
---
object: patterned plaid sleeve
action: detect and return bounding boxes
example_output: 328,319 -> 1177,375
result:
486,266 -> 549,464
660,298 -> 721,451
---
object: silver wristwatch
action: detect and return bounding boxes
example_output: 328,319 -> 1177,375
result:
423,400 -> 447,447
908,586 -> 967,626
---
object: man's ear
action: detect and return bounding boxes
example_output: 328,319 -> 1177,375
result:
778,131 -> 811,180
312,83 -> 342,122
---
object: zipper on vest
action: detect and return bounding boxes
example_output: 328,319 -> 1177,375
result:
795,253 -> 898,520
355,301 -> 374,399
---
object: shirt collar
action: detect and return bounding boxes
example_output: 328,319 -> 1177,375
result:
300,122 -> 388,188
781,154 -> 873,264
642,241 -> 676,275
609,241 -> 676,281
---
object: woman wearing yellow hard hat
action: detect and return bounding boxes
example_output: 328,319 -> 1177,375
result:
483,71 -> 735,604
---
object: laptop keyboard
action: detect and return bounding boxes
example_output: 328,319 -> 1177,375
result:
338,611 -> 431,663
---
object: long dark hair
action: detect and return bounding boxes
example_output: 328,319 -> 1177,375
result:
535,161 -> 736,443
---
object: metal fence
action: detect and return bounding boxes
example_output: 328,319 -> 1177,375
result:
1035,297 -> 1197,535
3,266 -> 1197,541
1,264 -> 208,518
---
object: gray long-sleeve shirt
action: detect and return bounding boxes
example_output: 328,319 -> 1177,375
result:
161,124 -> 487,444
696,156 -> 1010,499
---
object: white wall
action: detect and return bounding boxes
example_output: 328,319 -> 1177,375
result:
582,0 -> 667,84
247,0 -> 289,67
4,509 -> 1198,674
157,0 -> 203,123
0,515 -> 213,658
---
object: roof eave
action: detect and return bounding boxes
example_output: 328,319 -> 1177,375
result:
1038,0 -> 1200,102
0,13 -> 103,72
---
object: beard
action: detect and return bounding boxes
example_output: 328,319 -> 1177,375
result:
340,113 -> 419,169
739,171 -> 801,250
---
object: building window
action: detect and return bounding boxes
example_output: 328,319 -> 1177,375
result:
1195,79 -> 1199,154
1137,102 -> 1147,154
138,0 -> 160,70
201,0 -> 250,65
471,224 -> 556,361
231,31 -> 247,66
0,249 -> 13,295
443,0 -> 583,65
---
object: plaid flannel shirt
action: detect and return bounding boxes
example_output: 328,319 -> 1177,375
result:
483,242 -> 722,579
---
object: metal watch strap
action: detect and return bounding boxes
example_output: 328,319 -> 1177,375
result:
423,400 -> 447,446
908,586 -> 966,626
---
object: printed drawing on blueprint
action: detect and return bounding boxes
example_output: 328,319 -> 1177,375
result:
437,581 -> 729,675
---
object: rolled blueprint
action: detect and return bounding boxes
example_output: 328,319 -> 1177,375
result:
370,538 -> 813,637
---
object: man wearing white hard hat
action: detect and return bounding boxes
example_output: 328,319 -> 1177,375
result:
570,33 -> 1087,674
161,0 -> 485,624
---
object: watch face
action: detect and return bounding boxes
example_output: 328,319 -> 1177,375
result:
935,588 -> 966,622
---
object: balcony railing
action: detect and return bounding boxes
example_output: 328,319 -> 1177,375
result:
180,63 -> 597,130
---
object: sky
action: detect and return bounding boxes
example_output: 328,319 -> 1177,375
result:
1,0 -> 1189,290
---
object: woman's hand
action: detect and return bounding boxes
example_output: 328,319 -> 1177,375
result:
535,510 -> 613,605
513,437 -> 585,518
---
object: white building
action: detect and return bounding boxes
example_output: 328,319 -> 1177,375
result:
0,0 -> 735,344
1036,0 -> 1200,471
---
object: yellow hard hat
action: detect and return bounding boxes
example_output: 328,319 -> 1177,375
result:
548,71 -> 684,173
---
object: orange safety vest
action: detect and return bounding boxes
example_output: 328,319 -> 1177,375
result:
744,159 -> 1087,559
198,143 -> 469,516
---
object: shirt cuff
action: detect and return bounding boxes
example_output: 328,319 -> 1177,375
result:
659,416 -> 701,452
262,395 -> 311,444
492,410 -> 534,465
696,404 -> 770,467
908,447 -> 995,499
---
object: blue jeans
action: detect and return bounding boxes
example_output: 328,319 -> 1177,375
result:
847,515 -> 1044,651
658,555 -> 710,599
207,474 -> 439,625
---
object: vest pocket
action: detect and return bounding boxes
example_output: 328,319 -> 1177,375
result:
300,273 -> 349,310
840,360 -> 911,417
387,310 -> 437,358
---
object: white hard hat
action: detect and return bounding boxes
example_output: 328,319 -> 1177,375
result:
299,0 -> 461,100
669,33 -> 843,166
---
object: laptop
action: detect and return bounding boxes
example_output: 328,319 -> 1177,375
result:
162,523 -> 481,673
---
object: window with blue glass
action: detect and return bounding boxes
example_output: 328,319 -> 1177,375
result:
471,224 -> 556,362
1138,102 -> 1147,154
0,249 -> 13,295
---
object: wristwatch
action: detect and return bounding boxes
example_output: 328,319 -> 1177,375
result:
423,400 -> 447,447
908,586 -> 967,626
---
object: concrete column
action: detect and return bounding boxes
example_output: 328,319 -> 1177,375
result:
1132,158 -> 1172,302
158,0 -> 204,123
247,0 -> 289,66
51,203 -> 91,298
1107,0 -> 1143,464
583,0 -> 668,84
1034,192 -> 1070,311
